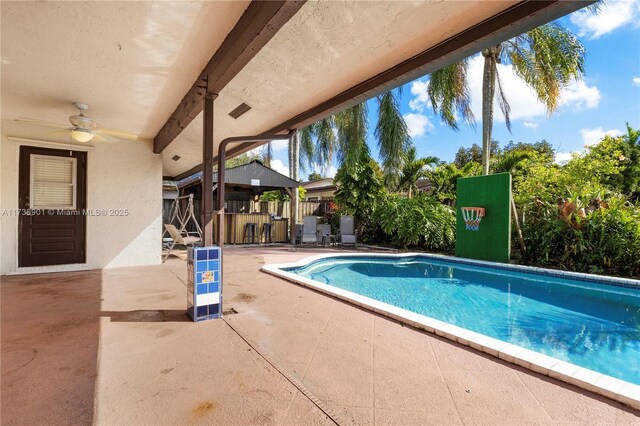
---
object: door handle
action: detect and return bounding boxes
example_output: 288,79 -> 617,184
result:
25,202 -> 30,208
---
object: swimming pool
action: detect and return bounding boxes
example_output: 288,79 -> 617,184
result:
263,253 -> 640,408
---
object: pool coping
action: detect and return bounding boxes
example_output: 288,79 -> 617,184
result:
261,252 -> 640,410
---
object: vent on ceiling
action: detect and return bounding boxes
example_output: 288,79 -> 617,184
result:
172,155 -> 181,161
229,103 -> 251,119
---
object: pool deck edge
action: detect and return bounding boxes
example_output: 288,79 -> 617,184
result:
261,252 -> 640,411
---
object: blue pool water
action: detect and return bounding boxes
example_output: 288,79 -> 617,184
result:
286,256 -> 640,385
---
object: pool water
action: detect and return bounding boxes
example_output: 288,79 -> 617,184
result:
286,256 -> 640,385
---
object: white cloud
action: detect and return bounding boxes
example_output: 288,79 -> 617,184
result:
403,113 -> 433,137
326,165 -> 338,178
555,127 -> 624,164
270,139 -> 289,151
633,77 -> 640,87
408,79 -> 430,112
570,1 -> 640,39
580,127 -> 623,147
270,159 -> 289,176
523,122 -> 538,129
466,56 -> 600,124
558,79 -> 601,109
554,152 -> 575,165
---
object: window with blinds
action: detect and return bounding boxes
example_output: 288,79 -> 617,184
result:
30,154 -> 77,209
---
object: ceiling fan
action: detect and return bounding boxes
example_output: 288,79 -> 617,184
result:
15,102 -> 139,143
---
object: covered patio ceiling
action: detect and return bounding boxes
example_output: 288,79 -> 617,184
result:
1,1 -> 591,180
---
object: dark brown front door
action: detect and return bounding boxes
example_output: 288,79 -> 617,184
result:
19,146 -> 87,267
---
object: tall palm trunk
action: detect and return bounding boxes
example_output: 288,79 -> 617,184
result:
481,48 -> 497,175
290,131 -> 300,226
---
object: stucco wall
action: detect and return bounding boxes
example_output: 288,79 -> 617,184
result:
0,134 -> 162,275
305,189 -> 336,200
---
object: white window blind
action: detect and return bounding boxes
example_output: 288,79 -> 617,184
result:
30,155 -> 76,209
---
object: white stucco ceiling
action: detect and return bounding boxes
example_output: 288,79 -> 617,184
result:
1,1 -> 249,141
1,1 -> 523,178
161,0 -> 518,177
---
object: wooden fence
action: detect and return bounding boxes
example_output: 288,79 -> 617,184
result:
252,200 -> 330,222
164,199 -> 331,234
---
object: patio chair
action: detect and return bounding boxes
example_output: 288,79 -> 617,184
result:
294,224 -> 303,245
317,223 -> 335,247
301,216 -> 319,245
163,224 -> 201,262
339,215 -> 357,245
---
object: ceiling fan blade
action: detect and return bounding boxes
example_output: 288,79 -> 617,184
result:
96,128 -> 138,141
92,132 -> 120,143
15,118 -> 70,129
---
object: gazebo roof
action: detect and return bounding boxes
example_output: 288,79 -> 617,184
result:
177,160 -> 297,190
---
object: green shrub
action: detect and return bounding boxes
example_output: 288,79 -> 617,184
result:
522,194 -> 640,277
369,193 -> 456,251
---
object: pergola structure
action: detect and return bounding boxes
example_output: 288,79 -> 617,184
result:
153,1 -> 591,268
1,1 -> 592,276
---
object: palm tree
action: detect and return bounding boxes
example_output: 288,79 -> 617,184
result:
301,88 -> 411,184
490,150 -> 533,174
397,147 -> 439,197
428,162 -> 480,206
428,23 -> 586,175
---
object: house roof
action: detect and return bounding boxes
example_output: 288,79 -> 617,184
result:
302,178 -> 336,191
1,1 -> 590,179
177,160 -> 297,190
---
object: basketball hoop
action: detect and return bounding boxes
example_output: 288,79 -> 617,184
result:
461,207 -> 485,231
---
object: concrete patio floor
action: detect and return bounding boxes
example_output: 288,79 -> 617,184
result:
2,246 -> 639,425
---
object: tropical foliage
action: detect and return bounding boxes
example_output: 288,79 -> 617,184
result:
397,147 -> 439,198
333,151 -> 385,225
331,124 -> 640,277
522,194 -> 640,277
370,193 -> 456,250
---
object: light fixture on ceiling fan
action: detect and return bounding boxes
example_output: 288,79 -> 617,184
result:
15,102 -> 139,143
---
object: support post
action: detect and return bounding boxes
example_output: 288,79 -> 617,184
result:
216,145 -> 226,249
213,132 -> 295,314
202,93 -> 216,246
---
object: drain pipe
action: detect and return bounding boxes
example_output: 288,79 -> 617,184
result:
216,131 -> 295,310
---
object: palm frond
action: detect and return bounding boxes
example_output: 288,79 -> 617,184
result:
313,117 -> 337,172
375,89 -> 412,187
299,126 -> 315,172
427,59 -> 475,130
507,23 -> 586,114
491,150 -> 533,173
335,102 -> 369,169
494,63 -> 512,133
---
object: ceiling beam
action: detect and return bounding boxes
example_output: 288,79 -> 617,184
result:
171,0 -> 591,181
153,0 -> 306,154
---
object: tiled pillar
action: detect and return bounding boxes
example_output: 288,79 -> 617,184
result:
187,246 -> 221,321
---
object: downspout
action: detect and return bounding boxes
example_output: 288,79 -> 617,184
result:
216,131 -> 295,308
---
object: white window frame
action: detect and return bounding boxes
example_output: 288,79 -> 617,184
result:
29,154 -> 77,210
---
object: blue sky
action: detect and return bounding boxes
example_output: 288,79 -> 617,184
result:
266,1 -> 640,179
